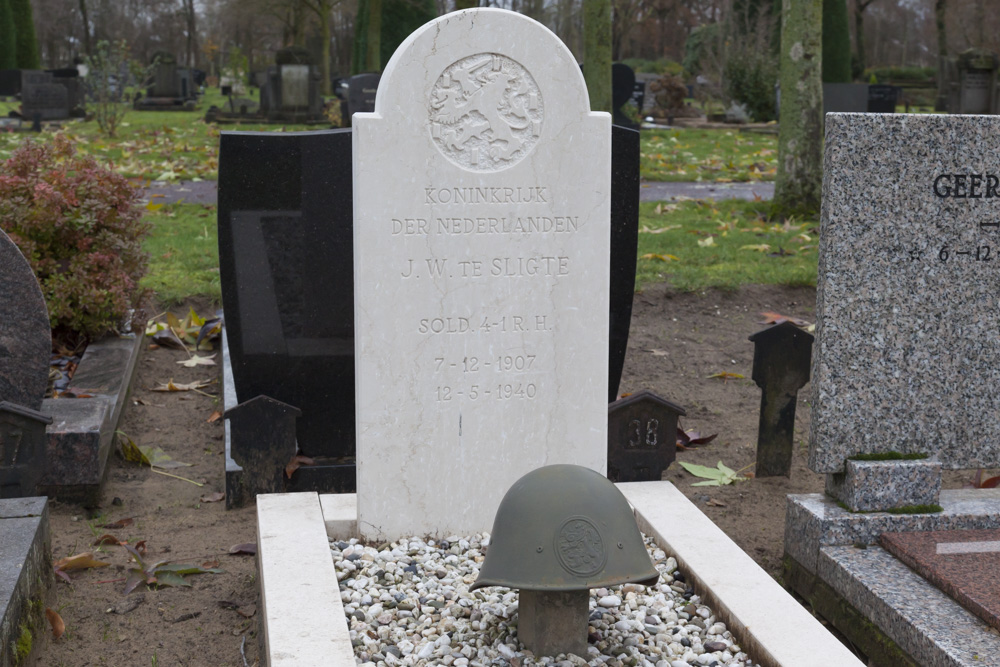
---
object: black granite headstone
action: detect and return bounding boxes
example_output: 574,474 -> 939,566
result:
748,321 -> 813,478
0,69 -> 21,97
609,124 -> 640,401
867,85 -> 899,113
21,71 -> 70,120
218,129 -> 356,493
612,63 -> 639,129
607,390 -> 685,483
347,73 -> 380,118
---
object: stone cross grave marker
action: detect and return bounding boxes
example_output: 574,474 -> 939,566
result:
353,8 -> 611,540
813,114 -> 1000,508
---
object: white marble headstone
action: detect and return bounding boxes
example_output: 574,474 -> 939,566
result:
353,8 -> 611,540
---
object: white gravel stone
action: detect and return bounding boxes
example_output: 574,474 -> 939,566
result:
332,533 -> 760,666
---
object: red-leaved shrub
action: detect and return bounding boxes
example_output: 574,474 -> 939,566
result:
0,134 -> 150,339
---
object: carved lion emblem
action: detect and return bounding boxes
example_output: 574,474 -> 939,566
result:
429,53 -> 543,172
555,517 -> 607,576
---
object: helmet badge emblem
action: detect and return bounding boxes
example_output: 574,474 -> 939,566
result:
555,517 -> 607,576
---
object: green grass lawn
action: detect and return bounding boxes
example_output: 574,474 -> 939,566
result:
139,197 -> 819,307
640,128 -> 778,182
141,203 -> 221,304
634,199 -> 817,291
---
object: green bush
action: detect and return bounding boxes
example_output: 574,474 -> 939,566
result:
723,49 -> 777,121
0,135 -> 151,339
621,58 -> 684,77
862,66 -> 936,83
682,23 -> 720,77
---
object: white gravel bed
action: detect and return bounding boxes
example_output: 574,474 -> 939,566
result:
332,533 -> 760,667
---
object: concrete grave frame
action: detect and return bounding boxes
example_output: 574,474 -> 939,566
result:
254,486 -> 863,667
0,497 -> 51,667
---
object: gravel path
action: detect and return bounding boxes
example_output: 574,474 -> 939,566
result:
140,180 -> 775,206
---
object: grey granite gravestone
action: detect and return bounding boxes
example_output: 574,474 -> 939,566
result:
784,113 -> 1000,667
346,73 -> 379,119
811,113 -> 1000,474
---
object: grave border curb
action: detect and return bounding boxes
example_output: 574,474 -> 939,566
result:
0,497 -> 52,667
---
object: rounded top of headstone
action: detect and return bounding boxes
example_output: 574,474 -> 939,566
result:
151,51 -> 177,65
0,229 -> 51,411
276,46 -> 313,66
471,464 -> 659,592
366,8 -> 598,174
958,48 -> 999,71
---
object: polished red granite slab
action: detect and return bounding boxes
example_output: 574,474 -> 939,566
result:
880,528 -> 1000,632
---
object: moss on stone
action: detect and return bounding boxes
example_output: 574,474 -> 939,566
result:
13,624 -> 32,665
849,451 -> 929,462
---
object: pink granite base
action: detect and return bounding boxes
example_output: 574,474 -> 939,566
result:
880,528 -> 1000,632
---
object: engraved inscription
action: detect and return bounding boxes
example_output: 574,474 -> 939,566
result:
429,53 -> 543,172
418,314 -> 551,334
555,517 -> 607,576
626,418 -> 660,449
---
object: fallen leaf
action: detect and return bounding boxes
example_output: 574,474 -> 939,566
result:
639,224 -> 681,234
54,552 -> 111,571
285,454 -> 316,478
202,559 -> 221,568
206,410 -> 223,423
101,517 -> 134,530
151,328 -> 187,350
697,236 -> 716,247
177,354 -> 217,368
706,499 -> 727,507
740,244 -> 772,252
676,428 -> 719,450
151,379 -> 215,392
758,311 -> 810,327
93,534 -> 123,546
640,253 -> 679,262
707,371 -> 745,381
200,491 -> 225,503
45,608 -> 65,639
648,349 -> 669,357
236,603 -> 256,618
229,543 -> 256,555
678,460 -> 747,487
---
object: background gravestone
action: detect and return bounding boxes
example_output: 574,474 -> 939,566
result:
612,63 -> 638,129
218,129 -> 356,494
812,113 -> 1000,472
20,71 -> 69,120
0,229 -> 53,497
346,72 -> 379,120
354,8 -> 611,539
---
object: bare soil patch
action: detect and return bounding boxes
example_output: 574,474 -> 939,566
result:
30,284 -> 977,665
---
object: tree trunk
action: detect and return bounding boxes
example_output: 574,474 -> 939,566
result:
583,0 -> 611,113
773,0 -> 823,217
320,2 -> 331,95
454,0 -> 477,9
366,0 -> 382,72
183,0 -> 197,67
935,0 -> 947,110
77,0 -> 91,57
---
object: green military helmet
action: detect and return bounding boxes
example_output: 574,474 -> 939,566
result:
471,464 -> 660,592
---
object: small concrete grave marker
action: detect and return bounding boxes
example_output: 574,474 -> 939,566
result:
748,321 -> 812,478
353,8 -> 611,539
607,390 -> 684,483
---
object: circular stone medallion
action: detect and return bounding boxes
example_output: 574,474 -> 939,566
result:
428,53 -> 543,172
555,516 -> 607,577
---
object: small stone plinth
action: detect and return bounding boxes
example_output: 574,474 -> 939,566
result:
517,589 -> 589,658
0,497 -> 51,667
825,459 -> 942,512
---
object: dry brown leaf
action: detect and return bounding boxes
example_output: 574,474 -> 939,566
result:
285,454 -> 316,479
93,534 -> 122,546
202,559 -> 220,569
237,603 -> 256,618
206,409 -> 223,423
45,608 -> 65,639
54,552 -> 111,571
200,491 -> 225,503
758,311 -> 810,327
706,499 -> 727,507
229,543 -> 256,555
101,517 -> 134,530
151,378 -> 215,392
